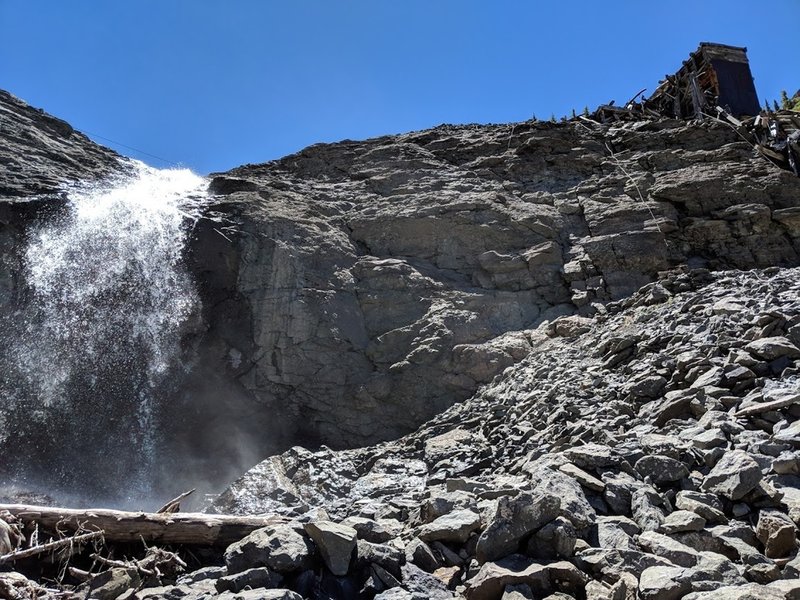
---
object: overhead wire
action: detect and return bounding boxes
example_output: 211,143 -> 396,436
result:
80,130 -> 181,167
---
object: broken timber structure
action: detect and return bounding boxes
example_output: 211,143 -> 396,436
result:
585,42 -> 799,177
645,42 -> 760,119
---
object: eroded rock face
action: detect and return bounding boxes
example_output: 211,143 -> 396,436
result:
195,117 -> 800,449
4,87 -> 800,514
210,267 -> 800,598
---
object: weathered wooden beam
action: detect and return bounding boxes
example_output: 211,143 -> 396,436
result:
0,504 -> 285,547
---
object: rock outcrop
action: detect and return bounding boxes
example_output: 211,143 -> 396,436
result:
2,85 -> 800,599
209,266 -> 800,599
194,116 -> 800,449
0,89 -> 128,316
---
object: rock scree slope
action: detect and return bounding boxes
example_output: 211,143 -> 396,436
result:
1,88 -> 800,599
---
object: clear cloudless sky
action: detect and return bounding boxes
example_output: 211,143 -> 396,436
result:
1,0 -> 798,174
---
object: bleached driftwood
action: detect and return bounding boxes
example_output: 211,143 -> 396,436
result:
0,504 -> 284,547
0,530 -> 103,564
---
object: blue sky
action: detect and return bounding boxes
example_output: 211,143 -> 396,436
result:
2,1 -> 798,174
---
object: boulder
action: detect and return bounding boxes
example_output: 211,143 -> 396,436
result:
658,510 -> 706,534
224,525 -> 313,574
418,509 -> 481,544
675,491 -> 728,524
465,555 -> 587,600
303,521 -> 357,576
215,568 -> 283,594
701,450 -> 763,500
634,455 -> 690,485
85,568 -> 141,600
638,566 -> 691,600
744,337 -> 800,361
756,509 -> 796,558
475,491 -> 560,563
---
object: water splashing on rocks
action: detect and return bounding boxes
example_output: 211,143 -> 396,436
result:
2,162 -> 208,505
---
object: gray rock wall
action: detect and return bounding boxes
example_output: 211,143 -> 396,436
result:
2,87 -> 799,502
196,118 -> 800,450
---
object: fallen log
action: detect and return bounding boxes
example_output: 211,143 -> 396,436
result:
0,504 -> 285,547
0,530 -> 103,564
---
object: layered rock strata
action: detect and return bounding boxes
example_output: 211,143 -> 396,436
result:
196,117 -> 800,449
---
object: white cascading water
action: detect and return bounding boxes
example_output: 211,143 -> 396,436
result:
10,162 -> 207,502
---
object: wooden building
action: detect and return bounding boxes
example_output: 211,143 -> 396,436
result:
645,42 -> 761,119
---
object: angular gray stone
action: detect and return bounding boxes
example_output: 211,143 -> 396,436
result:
658,510 -> 706,534
215,567 -> 282,594
405,537 -> 440,573
756,509 -> 796,558
465,555 -> 587,600
86,568 -> 141,600
356,539 -> 405,577
217,590 -> 303,600
525,516 -> 576,559
420,490 -> 478,523
634,454 -> 690,485
701,450 -> 763,500
631,488 -> 666,532
341,516 -> 396,543
418,509 -> 481,544
303,521 -> 357,576
638,566 -> 691,600
596,516 -> 639,551
558,463 -> 605,492
637,531 -> 701,568
744,337 -> 800,360
675,491 -> 728,524
533,468 -> 596,530
224,525 -> 313,574
682,583 -> 784,599
574,547 -> 674,578
476,491 -> 560,563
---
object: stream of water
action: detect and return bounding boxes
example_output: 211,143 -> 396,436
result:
2,162 -> 207,505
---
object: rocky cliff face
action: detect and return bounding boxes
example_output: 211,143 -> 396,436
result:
195,117 -> 800,450
3,88 -> 800,599
4,87 -> 800,496
0,89 -> 128,312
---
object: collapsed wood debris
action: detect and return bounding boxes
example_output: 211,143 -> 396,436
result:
583,42 -> 800,177
0,504 -> 287,599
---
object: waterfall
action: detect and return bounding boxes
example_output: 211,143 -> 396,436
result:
2,162 -> 207,505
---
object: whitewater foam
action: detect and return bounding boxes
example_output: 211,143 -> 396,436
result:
6,161 -> 207,502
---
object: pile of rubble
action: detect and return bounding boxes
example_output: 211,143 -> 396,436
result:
194,266 -> 800,600
3,267 -> 791,598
